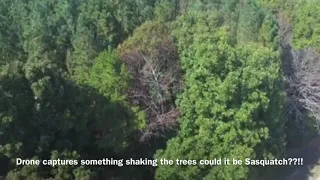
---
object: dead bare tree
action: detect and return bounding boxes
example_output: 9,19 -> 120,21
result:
288,49 -> 320,130
119,38 -> 181,142
278,12 -> 320,131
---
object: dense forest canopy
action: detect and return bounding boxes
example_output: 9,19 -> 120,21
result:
0,0 -> 319,179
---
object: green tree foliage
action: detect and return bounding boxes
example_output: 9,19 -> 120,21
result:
237,0 -> 265,44
187,0 -> 277,46
86,49 -> 130,102
117,20 -> 173,55
155,11 -> 285,180
258,0 -> 296,13
0,0 -> 160,178
0,0 -> 25,65
220,0 -> 240,34
4,0 -> 156,76
188,0 -> 220,11
66,0 -> 156,76
83,49 -> 147,131
1,0 -> 316,179
187,0 -> 241,37
108,0 -> 156,34
292,0 -> 320,49
258,13 -> 279,49
154,0 -> 179,22
9,0 -> 76,64
259,0 -> 285,10
0,58 -> 139,179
